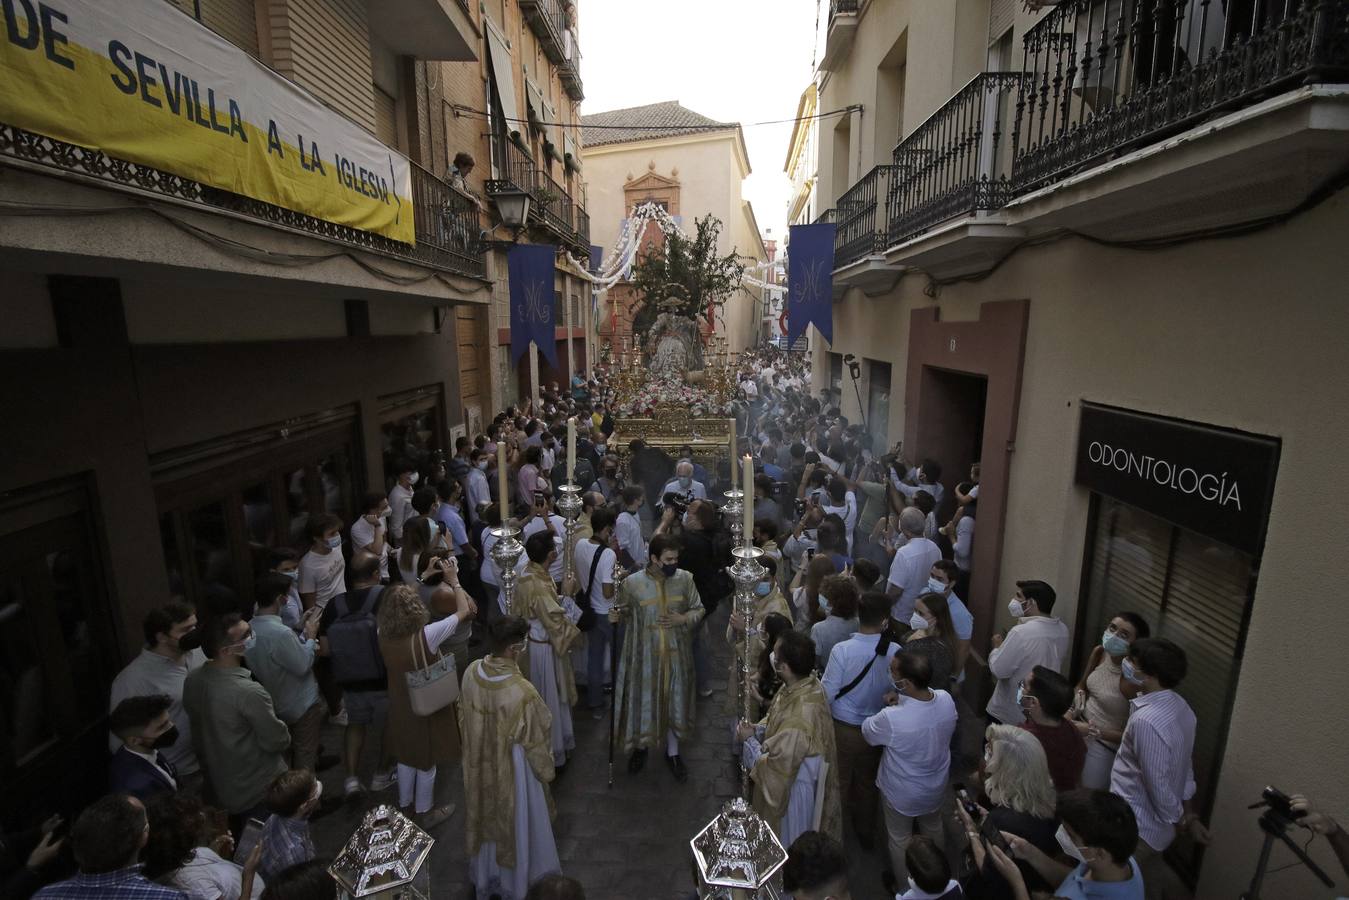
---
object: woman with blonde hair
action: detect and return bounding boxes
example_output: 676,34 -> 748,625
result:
788,554 -> 837,628
957,725 -> 1061,900
378,578 -> 475,829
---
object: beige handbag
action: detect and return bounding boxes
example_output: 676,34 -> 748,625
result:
404,631 -> 459,715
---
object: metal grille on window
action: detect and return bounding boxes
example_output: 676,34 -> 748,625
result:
1079,496 -> 1254,882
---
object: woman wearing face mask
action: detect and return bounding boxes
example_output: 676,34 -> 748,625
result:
727,558 -> 792,715
751,613 -> 794,718
926,560 -> 974,680
809,575 -> 860,673
1067,611 -> 1151,790
902,592 -> 959,690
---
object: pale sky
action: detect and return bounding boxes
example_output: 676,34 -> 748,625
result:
577,0 -> 820,240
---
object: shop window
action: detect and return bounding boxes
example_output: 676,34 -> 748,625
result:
379,386 -> 446,493
153,410 -> 359,616
1076,495 -> 1255,883
0,483 -> 118,825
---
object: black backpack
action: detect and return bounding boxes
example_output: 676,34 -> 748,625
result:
327,587 -> 385,685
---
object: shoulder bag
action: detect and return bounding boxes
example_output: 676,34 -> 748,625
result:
576,543 -> 606,632
404,630 -> 459,715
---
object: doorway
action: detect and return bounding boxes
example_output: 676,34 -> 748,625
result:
914,367 -> 987,521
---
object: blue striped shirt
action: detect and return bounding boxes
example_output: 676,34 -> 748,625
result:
1110,689 -> 1197,851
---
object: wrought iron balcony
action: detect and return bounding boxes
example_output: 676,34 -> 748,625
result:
887,72 -> 1025,245
486,133 -> 589,252
560,58 -> 584,101
830,0 -> 859,17
815,208 -> 837,224
519,0 -> 568,66
835,165 -> 899,268
0,121 -> 486,280
1011,0 -> 1349,193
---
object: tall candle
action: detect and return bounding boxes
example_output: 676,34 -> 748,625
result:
730,431 -> 737,488
566,417 -> 577,482
497,440 -> 509,520
742,454 -> 754,541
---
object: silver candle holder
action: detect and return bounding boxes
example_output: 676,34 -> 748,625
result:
556,482 -> 583,591
723,488 -> 745,549
490,524 -> 524,614
729,542 -> 765,799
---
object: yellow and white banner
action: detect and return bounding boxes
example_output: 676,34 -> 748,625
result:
0,0 -> 414,243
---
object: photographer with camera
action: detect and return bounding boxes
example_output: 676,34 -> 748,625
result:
1289,794 -> 1349,879
661,460 -> 708,503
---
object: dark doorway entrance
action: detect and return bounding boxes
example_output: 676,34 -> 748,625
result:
914,367 -> 986,521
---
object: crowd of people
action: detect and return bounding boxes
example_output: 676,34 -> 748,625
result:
4,345 -> 1345,900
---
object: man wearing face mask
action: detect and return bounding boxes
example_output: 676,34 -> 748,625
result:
1016,666 -> 1087,792
986,580 -> 1069,726
350,491 -> 392,582
974,789 -> 1145,900
387,461 -> 420,543
660,460 -> 708,504
466,448 -> 492,523
612,535 -> 705,781
590,458 -> 624,505
108,695 -> 181,801
298,514 -> 346,613
183,614 -> 291,824
1109,638 -> 1209,899
108,602 -> 206,788
861,652 -> 957,888
677,499 -> 730,699
247,573 -> 326,774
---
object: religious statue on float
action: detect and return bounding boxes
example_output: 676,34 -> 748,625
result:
647,287 -> 705,377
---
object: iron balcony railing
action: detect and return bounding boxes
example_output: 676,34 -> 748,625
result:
835,165 -> 899,267
815,208 -> 837,224
411,161 -> 486,279
1012,0 -> 1349,192
830,0 -> 859,18
888,72 -> 1026,245
0,121 -> 486,279
486,132 -> 590,252
519,0 -> 568,66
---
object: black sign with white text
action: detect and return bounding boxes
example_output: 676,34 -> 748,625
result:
1074,403 -> 1280,556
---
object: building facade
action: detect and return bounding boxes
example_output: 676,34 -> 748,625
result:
808,0 -> 1349,896
0,0 -> 586,821
581,101 -> 768,355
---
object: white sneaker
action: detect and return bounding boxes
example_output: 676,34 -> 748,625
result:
331,707 -> 349,726
343,776 -> 364,797
370,768 -> 397,791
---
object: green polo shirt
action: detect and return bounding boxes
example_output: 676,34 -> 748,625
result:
182,664 -> 290,813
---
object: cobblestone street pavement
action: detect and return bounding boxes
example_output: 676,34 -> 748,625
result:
310,604 -> 891,899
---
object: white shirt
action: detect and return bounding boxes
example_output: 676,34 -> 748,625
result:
521,514 -> 567,581
862,689 -> 958,816
349,515 -> 389,581
573,540 -> 617,615
887,538 -> 941,621
821,632 -> 901,726
171,847 -> 265,900
388,482 -> 415,540
822,492 -> 858,552
661,479 -> 708,502
891,471 -> 945,510
615,509 -> 645,569
540,445 -> 556,471
953,516 -> 975,570
466,467 -> 491,521
986,615 -> 1070,724
298,547 -> 345,609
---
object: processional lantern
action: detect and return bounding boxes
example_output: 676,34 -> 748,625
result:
329,804 -> 433,899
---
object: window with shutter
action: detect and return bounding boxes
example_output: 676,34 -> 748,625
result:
374,87 -> 399,150
1076,495 -> 1254,885
988,0 -> 1014,45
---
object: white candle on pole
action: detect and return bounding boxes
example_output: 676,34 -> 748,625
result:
742,454 -> 754,541
566,417 -> 577,482
498,440 -> 509,518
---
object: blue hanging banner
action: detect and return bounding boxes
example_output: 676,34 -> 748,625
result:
588,244 -> 604,273
786,223 -> 836,347
508,243 -> 558,368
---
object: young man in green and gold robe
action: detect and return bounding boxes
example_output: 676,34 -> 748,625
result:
736,629 -> 842,848
512,531 -> 581,767
460,615 -> 561,900
611,533 -> 704,782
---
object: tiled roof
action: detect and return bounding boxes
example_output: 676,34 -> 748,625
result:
581,100 -> 738,148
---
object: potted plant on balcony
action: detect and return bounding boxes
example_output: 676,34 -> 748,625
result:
543,139 -> 559,164
510,129 -> 528,151
535,185 -> 560,207
564,152 -> 581,175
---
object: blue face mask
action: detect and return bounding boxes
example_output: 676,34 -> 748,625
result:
926,577 -> 948,594
1121,658 -> 1146,686
1102,630 -> 1130,657
754,583 -> 772,597
326,535 -> 341,550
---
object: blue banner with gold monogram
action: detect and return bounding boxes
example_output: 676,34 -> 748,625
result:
786,223 -> 836,347
508,243 -> 557,367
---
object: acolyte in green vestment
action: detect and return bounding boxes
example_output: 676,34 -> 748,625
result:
613,566 -> 705,753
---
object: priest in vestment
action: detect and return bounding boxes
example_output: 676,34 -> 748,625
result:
612,533 -> 704,782
512,532 -> 581,767
736,629 -> 842,848
460,615 -> 561,900
726,555 -> 792,715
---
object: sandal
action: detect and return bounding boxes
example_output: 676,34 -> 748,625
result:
420,803 -> 457,829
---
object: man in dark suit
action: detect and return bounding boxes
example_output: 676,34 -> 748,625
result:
108,695 -> 179,802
